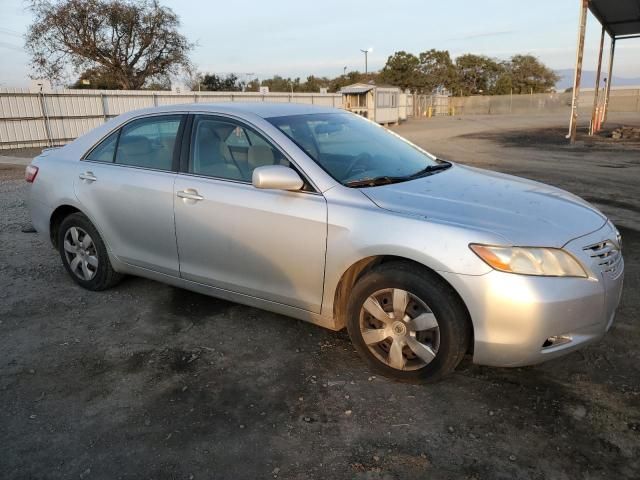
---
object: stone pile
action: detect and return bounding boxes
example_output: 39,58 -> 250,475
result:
611,126 -> 640,140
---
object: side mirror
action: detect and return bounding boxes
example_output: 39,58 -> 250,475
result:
252,165 -> 304,191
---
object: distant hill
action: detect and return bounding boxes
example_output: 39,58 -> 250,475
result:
556,68 -> 640,90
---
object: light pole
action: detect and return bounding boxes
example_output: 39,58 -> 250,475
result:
360,48 -> 373,74
242,72 -> 254,92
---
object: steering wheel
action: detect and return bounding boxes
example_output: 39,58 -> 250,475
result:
344,152 -> 372,179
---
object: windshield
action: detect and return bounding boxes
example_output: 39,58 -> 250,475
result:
267,113 -> 441,186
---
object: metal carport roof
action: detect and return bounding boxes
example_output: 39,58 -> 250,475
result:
589,0 -> 640,38
567,0 -> 640,143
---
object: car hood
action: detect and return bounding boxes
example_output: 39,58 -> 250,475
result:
361,164 -> 607,247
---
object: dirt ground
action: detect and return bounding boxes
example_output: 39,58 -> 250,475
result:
1,113 -> 639,480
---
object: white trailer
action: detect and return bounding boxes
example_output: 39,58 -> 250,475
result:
340,83 -> 406,125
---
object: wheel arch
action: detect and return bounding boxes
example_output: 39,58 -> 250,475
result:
332,255 -> 474,353
49,204 -> 83,248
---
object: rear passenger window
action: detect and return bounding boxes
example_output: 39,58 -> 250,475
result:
86,130 -> 118,162
115,115 -> 182,170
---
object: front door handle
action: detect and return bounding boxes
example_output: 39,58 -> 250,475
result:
79,171 -> 97,182
177,189 -> 204,201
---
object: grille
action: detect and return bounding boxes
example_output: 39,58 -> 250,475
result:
583,240 -> 622,278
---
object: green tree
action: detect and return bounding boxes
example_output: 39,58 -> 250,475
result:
330,71 -> 379,92
380,51 -> 422,91
244,78 -> 261,92
455,54 -> 503,95
26,0 -> 193,89
198,73 -> 243,91
507,55 -> 559,94
260,75 -> 301,92
418,49 -> 458,93
492,72 -> 514,95
72,67 -> 122,89
300,75 -> 331,92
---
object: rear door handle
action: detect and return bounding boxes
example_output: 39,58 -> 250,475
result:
177,189 -> 204,201
79,171 -> 97,182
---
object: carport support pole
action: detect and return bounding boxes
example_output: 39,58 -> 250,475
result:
567,0 -> 589,144
602,38 -> 616,126
589,26 -> 606,135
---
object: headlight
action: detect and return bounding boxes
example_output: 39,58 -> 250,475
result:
469,244 -> 587,277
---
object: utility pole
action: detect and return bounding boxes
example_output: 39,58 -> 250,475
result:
360,48 -> 372,74
589,26 -> 606,135
242,72 -> 254,92
602,38 -> 616,125
567,0 -> 589,144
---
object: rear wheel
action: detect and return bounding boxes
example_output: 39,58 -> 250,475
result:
346,262 -> 470,382
58,213 -> 122,290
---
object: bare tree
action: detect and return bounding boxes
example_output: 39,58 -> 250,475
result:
26,0 -> 193,89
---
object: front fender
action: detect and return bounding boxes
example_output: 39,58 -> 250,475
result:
320,187 -> 505,319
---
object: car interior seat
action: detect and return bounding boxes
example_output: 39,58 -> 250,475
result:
193,122 -> 243,180
117,135 -> 155,168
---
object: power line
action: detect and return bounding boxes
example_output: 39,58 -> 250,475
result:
0,41 -> 25,52
0,27 -> 24,38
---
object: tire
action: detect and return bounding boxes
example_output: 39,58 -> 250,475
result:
57,212 -> 123,291
346,262 -> 470,383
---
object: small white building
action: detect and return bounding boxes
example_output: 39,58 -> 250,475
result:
339,83 -> 408,125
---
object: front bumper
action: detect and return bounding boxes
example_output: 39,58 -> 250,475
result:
440,222 -> 624,367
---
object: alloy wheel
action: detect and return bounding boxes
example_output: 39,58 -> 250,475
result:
63,226 -> 98,281
359,288 -> 440,371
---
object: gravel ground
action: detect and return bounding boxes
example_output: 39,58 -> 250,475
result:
1,114 -> 639,479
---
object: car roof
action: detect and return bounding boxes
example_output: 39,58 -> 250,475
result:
116,102 -> 341,120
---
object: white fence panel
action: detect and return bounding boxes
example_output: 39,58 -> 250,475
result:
198,94 -> 234,102
47,117 -> 104,142
156,94 -> 195,106
0,118 -> 48,148
0,93 -> 42,119
45,94 -> 103,117
106,94 -> 155,116
0,88 -> 343,149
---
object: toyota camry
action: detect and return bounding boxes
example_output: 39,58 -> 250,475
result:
26,103 -> 624,382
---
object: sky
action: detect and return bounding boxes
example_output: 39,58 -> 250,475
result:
1,0 -> 639,88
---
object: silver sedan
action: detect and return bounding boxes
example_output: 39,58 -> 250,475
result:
26,103 -> 624,382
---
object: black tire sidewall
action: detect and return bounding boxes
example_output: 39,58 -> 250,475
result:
346,263 -> 469,382
57,213 -> 115,291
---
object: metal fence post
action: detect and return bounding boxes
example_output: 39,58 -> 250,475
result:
38,91 -> 53,147
100,93 -> 108,122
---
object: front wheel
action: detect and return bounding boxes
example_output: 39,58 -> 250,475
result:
346,262 -> 471,383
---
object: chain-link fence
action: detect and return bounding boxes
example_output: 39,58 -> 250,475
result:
453,89 -> 640,116
411,89 -> 640,117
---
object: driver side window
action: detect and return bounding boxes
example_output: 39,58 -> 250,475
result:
189,116 -> 289,182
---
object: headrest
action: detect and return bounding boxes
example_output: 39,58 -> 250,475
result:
248,144 -> 275,169
119,135 -> 151,156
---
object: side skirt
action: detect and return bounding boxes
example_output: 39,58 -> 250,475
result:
111,257 -> 341,331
